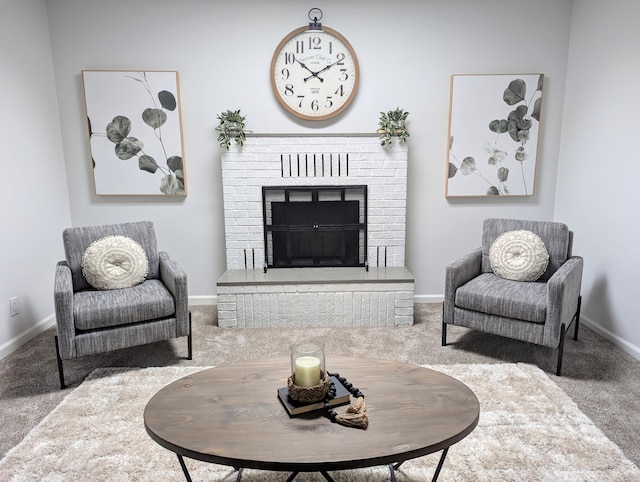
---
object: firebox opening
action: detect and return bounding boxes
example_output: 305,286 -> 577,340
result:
263,185 -> 367,269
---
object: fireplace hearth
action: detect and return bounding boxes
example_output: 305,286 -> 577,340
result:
263,185 -> 367,269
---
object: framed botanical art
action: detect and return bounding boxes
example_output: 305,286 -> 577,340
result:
82,70 -> 187,195
446,74 -> 543,197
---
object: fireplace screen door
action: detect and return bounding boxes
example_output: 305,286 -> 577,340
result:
262,186 -> 367,269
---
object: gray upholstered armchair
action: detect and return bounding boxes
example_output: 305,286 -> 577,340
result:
442,218 -> 583,376
54,221 -> 191,389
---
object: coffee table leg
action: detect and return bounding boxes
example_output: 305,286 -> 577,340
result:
176,454 -> 192,482
431,447 -> 449,482
284,472 -> 335,482
388,463 -> 399,482
389,447 -> 450,482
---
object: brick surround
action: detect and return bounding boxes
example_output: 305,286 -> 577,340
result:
217,134 -> 414,327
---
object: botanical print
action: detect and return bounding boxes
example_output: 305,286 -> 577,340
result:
446,74 -> 543,196
82,70 -> 186,195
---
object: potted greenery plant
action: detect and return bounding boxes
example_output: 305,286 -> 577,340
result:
378,107 -> 410,147
216,109 -> 246,150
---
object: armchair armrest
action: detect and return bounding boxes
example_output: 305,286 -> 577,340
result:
443,247 -> 482,324
159,251 -> 189,337
543,256 -> 584,346
54,261 -> 76,360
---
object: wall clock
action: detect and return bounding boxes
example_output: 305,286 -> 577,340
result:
270,10 -> 359,121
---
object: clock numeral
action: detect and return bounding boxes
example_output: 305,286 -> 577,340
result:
336,53 -> 346,65
297,96 -> 305,108
325,97 -> 334,109
284,52 -> 295,65
335,85 -> 344,97
295,40 -> 304,54
328,41 -> 333,55
311,99 -> 319,112
339,69 -> 348,82
308,36 -> 322,50
284,84 -> 294,96
281,68 -> 290,81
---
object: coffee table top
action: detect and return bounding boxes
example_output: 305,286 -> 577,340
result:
144,356 -> 479,473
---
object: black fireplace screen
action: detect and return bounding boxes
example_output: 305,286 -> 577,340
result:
262,185 -> 367,269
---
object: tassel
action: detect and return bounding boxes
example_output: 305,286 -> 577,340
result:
335,397 -> 368,429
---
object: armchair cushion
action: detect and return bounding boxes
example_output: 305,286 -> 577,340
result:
73,279 -> 175,331
81,235 -> 149,290
489,230 -> 549,282
481,218 -> 570,281
455,273 -> 547,323
63,222 -> 159,292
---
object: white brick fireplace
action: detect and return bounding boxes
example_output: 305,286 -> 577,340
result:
216,134 -> 414,327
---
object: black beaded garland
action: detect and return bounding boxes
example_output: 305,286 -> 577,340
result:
324,372 -> 365,422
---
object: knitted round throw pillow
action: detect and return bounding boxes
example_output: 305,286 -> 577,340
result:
489,230 -> 549,282
82,235 -> 149,290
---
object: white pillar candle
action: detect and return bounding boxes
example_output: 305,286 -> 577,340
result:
294,356 -> 322,387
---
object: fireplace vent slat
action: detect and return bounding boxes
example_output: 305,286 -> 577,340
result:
279,152 -> 350,178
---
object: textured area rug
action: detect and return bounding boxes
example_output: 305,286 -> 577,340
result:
1,363 -> 638,481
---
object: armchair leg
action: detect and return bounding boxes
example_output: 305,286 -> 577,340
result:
187,311 -> 193,360
573,296 -> 582,341
556,323 -> 567,377
54,336 -> 66,390
441,304 -> 447,346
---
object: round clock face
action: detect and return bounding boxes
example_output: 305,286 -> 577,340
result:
271,26 -> 359,121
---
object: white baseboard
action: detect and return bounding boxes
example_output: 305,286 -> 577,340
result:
0,314 -> 56,361
580,314 -> 640,362
188,295 -> 216,306
414,294 -> 444,303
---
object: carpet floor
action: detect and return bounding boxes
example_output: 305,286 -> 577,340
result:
1,303 -> 639,477
1,363 -> 639,481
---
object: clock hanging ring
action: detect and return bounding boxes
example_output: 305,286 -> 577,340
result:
270,9 -> 360,121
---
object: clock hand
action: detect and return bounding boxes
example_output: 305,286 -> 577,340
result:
308,56 -> 344,78
295,58 -> 324,82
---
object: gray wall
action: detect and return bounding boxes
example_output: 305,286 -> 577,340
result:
0,0 -> 71,357
556,0 -> 640,355
1,0 -> 638,361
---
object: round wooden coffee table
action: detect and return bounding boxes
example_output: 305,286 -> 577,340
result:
144,356 -> 479,482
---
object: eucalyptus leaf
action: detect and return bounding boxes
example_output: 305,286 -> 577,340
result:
142,108 -> 167,129
167,155 -> 182,172
160,174 -> 184,194
486,186 -> 500,195
508,105 -> 528,121
174,169 -> 184,182
139,155 -> 158,173
106,116 -> 131,143
115,137 -> 143,160
503,79 -> 527,105
461,157 -> 477,175
158,90 -> 177,111
515,147 -> 528,161
489,119 -> 509,133
449,136 -> 454,149
448,162 -> 458,178
531,97 -> 542,121
497,167 -> 509,182
508,119 -> 527,143
537,74 -> 544,92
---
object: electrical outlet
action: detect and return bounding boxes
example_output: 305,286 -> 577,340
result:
9,296 -> 19,317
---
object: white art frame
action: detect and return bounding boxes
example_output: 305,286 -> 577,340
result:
446,74 -> 544,197
82,70 -> 187,196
